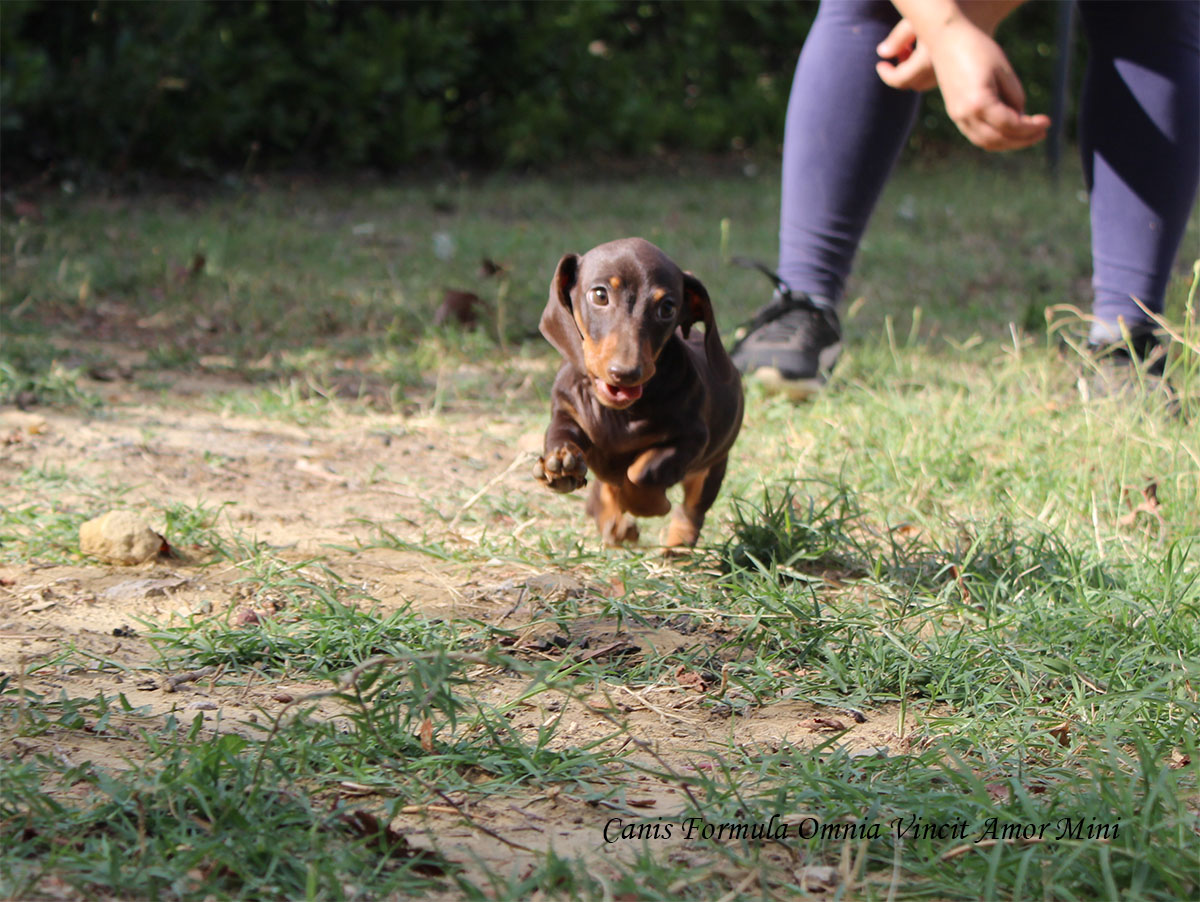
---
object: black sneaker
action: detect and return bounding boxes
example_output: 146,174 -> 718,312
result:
1088,322 -> 1165,366
729,260 -> 842,400
1083,323 -> 1179,413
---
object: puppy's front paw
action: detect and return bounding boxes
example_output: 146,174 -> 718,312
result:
534,445 -> 588,493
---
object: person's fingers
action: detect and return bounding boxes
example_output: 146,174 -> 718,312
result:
994,66 -> 1028,114
961,121 -> 1008,150
876,19 -> 917,61
875,60 -> 901,87
875,57 -> 938,92
876,20 -> 938,91
893,18 -> 1051,152
959,103 -> 1050,150
977,90 -> 1049,144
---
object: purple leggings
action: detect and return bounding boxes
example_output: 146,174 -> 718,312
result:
778,0 -> 1200,333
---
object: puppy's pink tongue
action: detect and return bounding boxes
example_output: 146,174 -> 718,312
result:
603,382 -> 643,403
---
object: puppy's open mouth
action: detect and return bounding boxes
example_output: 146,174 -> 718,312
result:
594,379 -> 644,406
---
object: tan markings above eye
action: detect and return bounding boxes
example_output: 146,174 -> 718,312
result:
651,288 -> 666,302
609,276 -> 622,289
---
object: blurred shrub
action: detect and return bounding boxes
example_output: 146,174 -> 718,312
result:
1,0 -> 1070,178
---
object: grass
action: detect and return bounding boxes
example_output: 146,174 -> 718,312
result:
1,152 -> 1198,899
1,711 -> 451,899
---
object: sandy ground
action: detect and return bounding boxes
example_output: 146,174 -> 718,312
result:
1,369 -> 917,888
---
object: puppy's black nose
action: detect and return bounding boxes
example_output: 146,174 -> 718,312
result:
606,363 -> 642,386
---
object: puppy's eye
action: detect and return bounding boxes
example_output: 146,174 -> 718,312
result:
657,298 -> 678,320
587,286 -> 609,306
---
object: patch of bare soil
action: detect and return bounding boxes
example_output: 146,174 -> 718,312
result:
1,371 -> 918,887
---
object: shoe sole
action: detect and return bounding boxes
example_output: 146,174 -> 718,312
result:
744,365 -> 826,402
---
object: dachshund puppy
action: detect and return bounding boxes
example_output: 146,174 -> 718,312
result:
534,238 -> 743,549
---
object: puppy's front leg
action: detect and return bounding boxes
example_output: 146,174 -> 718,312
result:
535,410 -> 591,493
625,429 -> 708,490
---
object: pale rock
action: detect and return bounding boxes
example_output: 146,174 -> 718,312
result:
80,511 -> 164,565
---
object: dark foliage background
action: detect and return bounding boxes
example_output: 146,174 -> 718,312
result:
1,0 -> 1073,179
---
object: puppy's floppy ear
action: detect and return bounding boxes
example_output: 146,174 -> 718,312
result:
681,271 -> 733,382
540,253 -> 587,372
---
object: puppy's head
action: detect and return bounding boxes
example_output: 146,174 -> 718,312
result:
540,237 -> 724,409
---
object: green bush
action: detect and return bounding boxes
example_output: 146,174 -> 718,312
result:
1,0 -> 1071,177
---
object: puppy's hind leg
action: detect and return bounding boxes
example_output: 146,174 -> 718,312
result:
587,481 -> 640,546
664,458 -> 728,551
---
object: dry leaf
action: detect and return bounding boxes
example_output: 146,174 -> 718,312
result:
12,199 -> 42,221
295,458 -> 346,484
796,865 -> 840,892
583,695 -> 617,713
334,810 -> 446,873
478,258 -> 509,278
949,564 -> 972,605
675,666 -> 708,692
1048,721 -> 1071,747
986,782 -> 1011,803
419,717 -> 434,753
806,717 -> 848,732
576,640 -> 639,663
433,289 -> 484,329
235,608 -> 265,626
1119,479 -> 1165,532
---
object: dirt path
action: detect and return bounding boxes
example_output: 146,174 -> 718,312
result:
2,370 -> 913,885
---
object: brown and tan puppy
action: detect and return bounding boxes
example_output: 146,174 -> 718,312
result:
534,238 -> 743,549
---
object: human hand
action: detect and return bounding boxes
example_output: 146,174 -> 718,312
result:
877,13 -> 1050,151
875,19 -> 937,92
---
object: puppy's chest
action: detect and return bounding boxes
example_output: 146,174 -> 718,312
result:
591,413 -> 671,452
580,401 -> 695,480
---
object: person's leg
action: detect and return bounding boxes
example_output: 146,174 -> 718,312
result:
733,0 -> 922,396
778,0 -> 923,303
1077,0 -> 1200,349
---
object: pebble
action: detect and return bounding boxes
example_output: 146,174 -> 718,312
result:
79,511 -> 164,565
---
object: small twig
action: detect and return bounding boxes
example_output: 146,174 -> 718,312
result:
162,665 -> 218,692
715,870 -> 758,902
543,682 -> 708,814
238,669 -> 259,702
941,836 -> 1047,860
420,781 -> 536,853
1132,294 -> 1200,353
399,804 -> 459,815
498,585 -> 529,623
887,834 -> 903,902
448,451 -> 537,532
618,684 -> 699,724
715,663 -> 730,700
